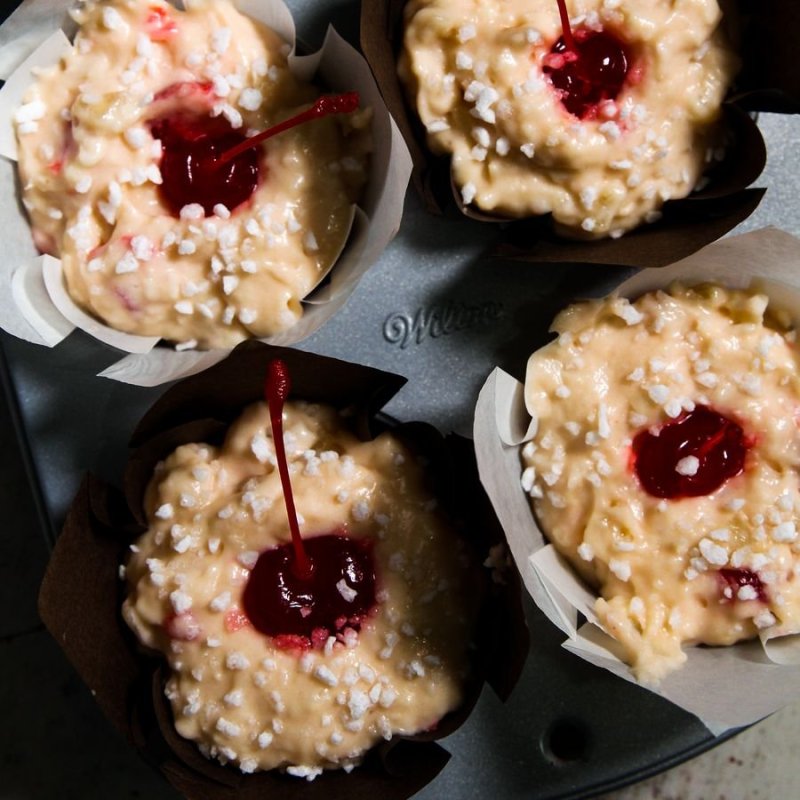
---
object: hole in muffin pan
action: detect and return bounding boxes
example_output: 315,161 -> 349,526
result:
542,717 -> 592,764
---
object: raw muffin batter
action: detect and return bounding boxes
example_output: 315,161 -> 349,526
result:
15,0 -> 370,347
123,400 -> 475,775
522,284 -> 800,682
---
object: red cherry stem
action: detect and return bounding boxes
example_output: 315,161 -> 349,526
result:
217,91 -> 360,166
265,359 -> 313,580
555,0 -> 578,55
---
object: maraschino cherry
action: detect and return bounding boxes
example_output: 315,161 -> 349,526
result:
148,91 -> 360,219
543,0 -> 632,119
241,359 -> 377,649
631,405 -> 750,499
150,111 -> 259,218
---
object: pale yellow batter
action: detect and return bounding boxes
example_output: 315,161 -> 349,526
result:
400,0 -> 737,238
123,400 -> 475,776
15,0 -> 370,348
522,285 -> 800,682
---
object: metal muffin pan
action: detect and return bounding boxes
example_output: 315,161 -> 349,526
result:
2,0 -> 800,796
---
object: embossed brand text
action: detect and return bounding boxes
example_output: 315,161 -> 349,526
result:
383,300 -> 504,348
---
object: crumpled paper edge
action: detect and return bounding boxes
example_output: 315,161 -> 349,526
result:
474,227 -> 800,734
0,0 -> 412,385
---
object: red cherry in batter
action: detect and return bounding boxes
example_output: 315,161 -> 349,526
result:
242,533 -> 376,643
148,91 -> 359,219
544,0 -> 631,119
631,406 -> 750,499
241,359 -> 377,647
149,112 -> 260,218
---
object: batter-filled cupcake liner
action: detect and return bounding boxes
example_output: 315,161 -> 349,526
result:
0,0 -> 412,386
39,342 -> 528,798
362,0 -> 798,268
474,227 -> 800,734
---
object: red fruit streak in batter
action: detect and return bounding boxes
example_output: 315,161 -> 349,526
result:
145,5 -> 178,41
719,568 -> 768,604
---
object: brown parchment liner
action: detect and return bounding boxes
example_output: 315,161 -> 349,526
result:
38,341 -> 528,800
361,0 -> 799,268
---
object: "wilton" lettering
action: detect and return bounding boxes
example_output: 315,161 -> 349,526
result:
383,300 -> 504,348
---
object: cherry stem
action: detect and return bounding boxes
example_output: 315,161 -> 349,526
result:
265,358 -> 313,580
556,0 -> 578,55
217,91 -> 360,166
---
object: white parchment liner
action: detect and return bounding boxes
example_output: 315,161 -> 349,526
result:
474,227 -> 800,734
0,0 -> 412,386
